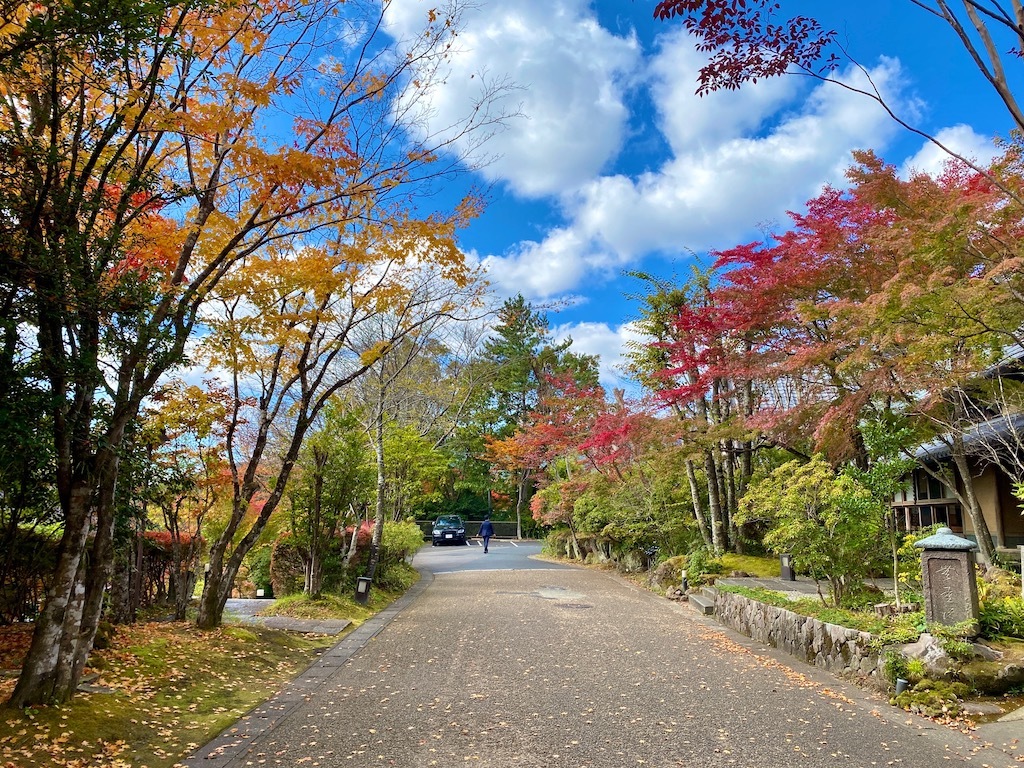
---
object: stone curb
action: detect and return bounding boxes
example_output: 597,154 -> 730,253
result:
178,568 -> 435,768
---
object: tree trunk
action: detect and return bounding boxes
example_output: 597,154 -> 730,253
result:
950,435 -> 998,564
8,450 -> 121,708
704,450 -> 726,555
344,504 -> 361,568
71,458 -> 120,684
305,446 -> 327,596
566,518 -> 582,560
722,441 -> 741,553
684,459 -> 713,549
194,539 -> 246,628
308,550 -> 323,598
514,468 -> 530,540
130,532 -> 145,620
171,533 -> 202,622
366,401 -> 387,581
108,553 -> 132,625
890,512 -> 902,610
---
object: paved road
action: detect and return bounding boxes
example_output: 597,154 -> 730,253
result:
187,545 -> 1019,767
416,538 -> 573,573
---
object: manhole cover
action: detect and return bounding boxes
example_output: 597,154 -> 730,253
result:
558,603 -> 593,610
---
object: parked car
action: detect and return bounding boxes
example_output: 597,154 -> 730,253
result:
432,514 -> 466,546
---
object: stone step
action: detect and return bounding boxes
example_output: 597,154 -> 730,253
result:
689,593 -> 715,616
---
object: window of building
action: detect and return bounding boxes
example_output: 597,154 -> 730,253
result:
893,471 -> 963,532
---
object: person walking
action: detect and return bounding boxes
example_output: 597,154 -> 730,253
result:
479,515 -> 495,553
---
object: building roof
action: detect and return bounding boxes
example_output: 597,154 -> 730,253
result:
914,411 -> 1024,462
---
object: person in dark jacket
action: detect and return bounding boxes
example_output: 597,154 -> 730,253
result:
479,515 -> 495,553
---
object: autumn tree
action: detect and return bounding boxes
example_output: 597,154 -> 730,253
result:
486,366 -> 605,557
626,269 -> 763,554
147,381 -> 232,620
199,205 -> 488,627
3,0 -> 508,705
813,151 -> 1024,563
652,0 -> 1024,180
480,295 -> 599,537
576,405 -> 699,559
638,148 -> 1024,563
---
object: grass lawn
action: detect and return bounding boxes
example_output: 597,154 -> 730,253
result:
0,576 -> 416,768
718,553 -> 780,578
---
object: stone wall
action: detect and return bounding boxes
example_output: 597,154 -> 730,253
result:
709,586 -> 883,685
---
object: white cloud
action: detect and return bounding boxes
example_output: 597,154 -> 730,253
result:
393,7 -> 1006,381
385,0 -> 640,197
479,55 -> 912,301
567,57 -> 909,261
478,227 -> 599,298
648,27 -> 799,152
900,124 -> 1000,177
550,320 -> 646,393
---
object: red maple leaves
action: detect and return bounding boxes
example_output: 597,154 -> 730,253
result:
652,0 -> 838,94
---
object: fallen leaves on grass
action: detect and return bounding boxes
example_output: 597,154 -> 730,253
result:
0,621 -> 335,768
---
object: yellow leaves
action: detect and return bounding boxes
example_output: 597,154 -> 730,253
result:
360,340 -> 392,367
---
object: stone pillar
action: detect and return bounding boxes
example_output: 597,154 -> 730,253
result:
914,527 -> 980,632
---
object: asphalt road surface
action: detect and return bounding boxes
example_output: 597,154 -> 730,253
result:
188,543 -> 1019,767
416,537 -> 573,573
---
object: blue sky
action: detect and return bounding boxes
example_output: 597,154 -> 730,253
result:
384,1 -> 1017,391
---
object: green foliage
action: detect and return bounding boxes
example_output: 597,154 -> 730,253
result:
870,617 -> 924,648
979,596 -> 1024,639
541,531 -> 567,558
717,554 -> 780,578
716,584 -> 925,642
541,437 -> 700,561
375,560 -> 419,593
380,520 -> 426,564
383,424 -> 450,519
683,547 -> 724,586
738,456 -> 885,606
896,526 -> 940,587
0,526 -> 57,622
882,649 -> 942,688
847,417 -> 918,503
838,582 -> 887,611
929,621 -> 979,661
883,650 -> 911,684
246,545 -> 273,593
718,585 -> 795,609
906,658 -> 928,683
290,407 -> 373,544
373,521 -> 427,591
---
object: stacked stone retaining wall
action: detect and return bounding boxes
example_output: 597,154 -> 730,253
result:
709,586 -> 883,685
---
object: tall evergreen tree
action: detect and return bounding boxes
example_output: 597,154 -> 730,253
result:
481,295 -> 599,536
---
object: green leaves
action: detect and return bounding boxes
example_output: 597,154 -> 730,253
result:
739,456 -> 884,606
